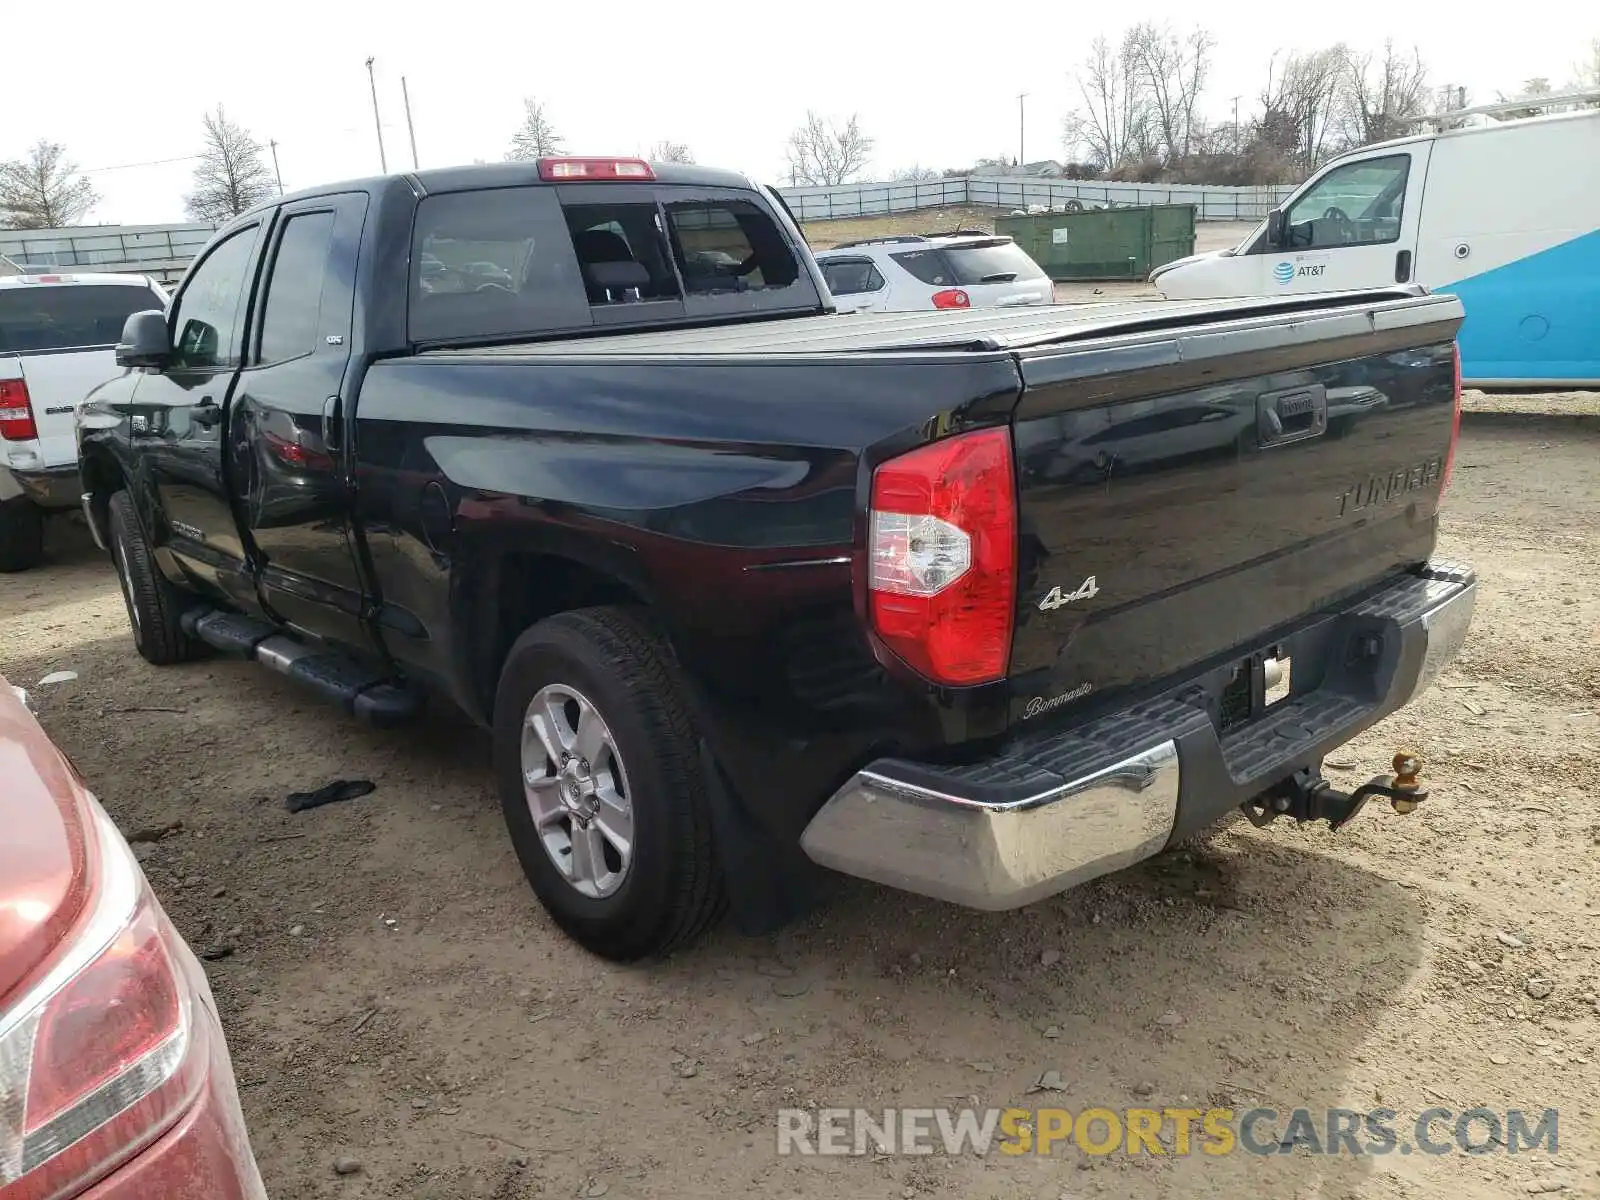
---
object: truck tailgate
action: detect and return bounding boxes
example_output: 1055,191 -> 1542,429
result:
1,351 -> 113,469
1006,292 -> 1463,720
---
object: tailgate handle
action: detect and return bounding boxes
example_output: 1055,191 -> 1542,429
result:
1256,385 -> 1327,449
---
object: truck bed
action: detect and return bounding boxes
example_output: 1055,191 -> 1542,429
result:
425,288 -> 1434,358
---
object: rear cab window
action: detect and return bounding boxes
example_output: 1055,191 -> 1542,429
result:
0,282 -> 166,354
408,182 -> 819,343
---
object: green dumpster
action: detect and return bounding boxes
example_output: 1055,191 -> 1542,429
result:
996,204 -> 1197,281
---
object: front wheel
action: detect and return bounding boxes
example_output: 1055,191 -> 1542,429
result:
0,495 -> 45,573
492,607 -> 725,960
107,490 -> 202,665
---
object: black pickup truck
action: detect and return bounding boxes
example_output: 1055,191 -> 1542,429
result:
77,157 -> 1476,960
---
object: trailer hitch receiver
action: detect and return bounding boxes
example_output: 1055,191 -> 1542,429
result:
1243,750 -> 1428,831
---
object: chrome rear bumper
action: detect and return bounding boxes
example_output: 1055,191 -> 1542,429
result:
801,561 -> 1476,911
800,742 -> 1179,911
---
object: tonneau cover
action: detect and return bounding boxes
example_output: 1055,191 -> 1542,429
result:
426,288 -> 1431,359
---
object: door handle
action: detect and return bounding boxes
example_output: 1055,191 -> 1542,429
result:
321,395 -> 342,452
1395,249 -> 1413,283
1256,385 -> 1328,449
191,396 -> 221,428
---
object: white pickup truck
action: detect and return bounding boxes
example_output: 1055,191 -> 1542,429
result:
1,272 -> 169,570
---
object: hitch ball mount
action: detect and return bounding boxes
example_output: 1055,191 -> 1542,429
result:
1243,750 -> 1427,831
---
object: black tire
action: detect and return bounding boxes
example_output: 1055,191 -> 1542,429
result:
493,607 -> 725,960
107,490 -> 202,666
0,494 -> 45,573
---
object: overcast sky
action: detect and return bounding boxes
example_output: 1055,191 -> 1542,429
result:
6,0 -> 1596,226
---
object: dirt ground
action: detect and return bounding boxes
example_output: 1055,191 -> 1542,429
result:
3,392 -> 1598,1199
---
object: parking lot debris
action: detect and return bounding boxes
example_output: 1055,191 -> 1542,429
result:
771,978 -> 811,998
286,778 -> 376,813
199,942 -> 235,961
1498,931 -> 1529,949
1027,1069 -> 1067,1094
36,670 -> 78,686
1040,949 -> 1062,967
126,819 -> 184,843
333,1156 -> 362,1176
1526,978 -> 1554,1000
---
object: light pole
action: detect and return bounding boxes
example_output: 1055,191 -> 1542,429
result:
1017,92 -> 1028,167
365,56 -> 388,173
401,76 -> 420,169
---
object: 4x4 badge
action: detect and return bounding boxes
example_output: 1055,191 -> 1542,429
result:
1039,576 -> 1099,611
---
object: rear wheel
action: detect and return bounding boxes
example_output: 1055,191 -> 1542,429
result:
0,495 -> 45,573
493,607 -> 725,960
108,490 -> 202,665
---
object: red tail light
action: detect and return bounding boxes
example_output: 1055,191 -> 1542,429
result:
867,427 -> 1016,685
0,378 -> 37,441
1441,343 -> 1463,494
537,157 -> 655,181
0,799 -> 202,1198
931,289 -> 970,310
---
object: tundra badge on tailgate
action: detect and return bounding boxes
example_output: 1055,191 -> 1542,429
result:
1038,576 -> 1099,611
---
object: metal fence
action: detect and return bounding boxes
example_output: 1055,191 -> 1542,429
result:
777,175 -> 1297,223
0,223 -> 215,279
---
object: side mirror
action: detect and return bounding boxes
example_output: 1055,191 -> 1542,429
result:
115,310 -> 171,369
1266,209 -> 1287,248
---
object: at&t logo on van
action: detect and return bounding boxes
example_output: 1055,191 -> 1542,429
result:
1275,260 -> 1329,285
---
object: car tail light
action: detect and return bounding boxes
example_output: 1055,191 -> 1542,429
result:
1441,343 -> 1463,494
537,157 -> 655,181
0,379 -> 37,442
931,289 -> 970,310
0,798 -> 201,1198
867,427 -> 1016,685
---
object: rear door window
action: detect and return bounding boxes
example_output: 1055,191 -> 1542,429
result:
819,258 -> 884,296
409,187 -> 591,342
942,239 -> 1048,284
0,284 -> 166,354
257,211 -> 336,364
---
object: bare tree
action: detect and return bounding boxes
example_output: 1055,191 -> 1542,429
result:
184,107 -> 276,223
1124,22 -> 1215,165
0,141 -> 98,229
1260,47 -> 1349,168
1339,41 -> 1428,146
784,112 -> 873,185
649,141 -> 694,164
506,99 -> 563,160
1578,39 -> 1600,91
890,165 -> 941,181
1062,34 -> 1152,171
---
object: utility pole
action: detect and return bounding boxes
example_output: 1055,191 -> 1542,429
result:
1231,95 -> 1241,151
364,56 -> 388,173
401,76 -> 420,169
1017,92 -> 1028,167
268,139 -> 284,194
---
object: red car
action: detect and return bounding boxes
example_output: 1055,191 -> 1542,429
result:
0,678 -> 266,1199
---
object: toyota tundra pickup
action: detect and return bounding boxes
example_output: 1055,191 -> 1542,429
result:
77,157 -> 1476,961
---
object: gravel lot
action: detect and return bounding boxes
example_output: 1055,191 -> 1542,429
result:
2,393 -> 1597,1199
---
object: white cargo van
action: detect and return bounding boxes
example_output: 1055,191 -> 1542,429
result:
1,273 -> 169,570
1151,100 -> 1600,388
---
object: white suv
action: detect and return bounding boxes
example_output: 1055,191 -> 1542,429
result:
815,233 -> 1053,314
1,273 -> 169,570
